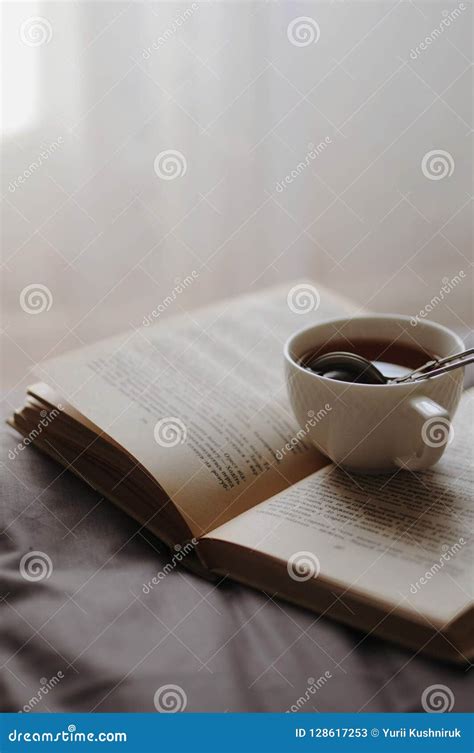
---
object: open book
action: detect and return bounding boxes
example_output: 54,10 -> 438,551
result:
8,282 -> 473,663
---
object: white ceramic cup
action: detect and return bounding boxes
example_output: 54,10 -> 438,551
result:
284,315 -> 465,472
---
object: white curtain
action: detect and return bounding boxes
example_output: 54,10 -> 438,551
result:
2,1 -> 472,389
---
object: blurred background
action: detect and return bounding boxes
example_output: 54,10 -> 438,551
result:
1,0 -> 472,393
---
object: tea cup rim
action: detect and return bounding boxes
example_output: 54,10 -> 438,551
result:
284,314 -> 465,389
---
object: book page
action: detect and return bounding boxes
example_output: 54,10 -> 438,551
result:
204,390 -> 473,624
39,282 -> 358,536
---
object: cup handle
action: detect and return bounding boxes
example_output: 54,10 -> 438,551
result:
394,396 -> 451,471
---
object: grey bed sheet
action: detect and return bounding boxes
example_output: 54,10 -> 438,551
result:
1,402 -> 472,715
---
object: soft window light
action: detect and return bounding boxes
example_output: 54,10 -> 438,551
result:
1,3 -> 40,134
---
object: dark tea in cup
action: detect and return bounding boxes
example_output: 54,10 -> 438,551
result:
300,337 -> 437,381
